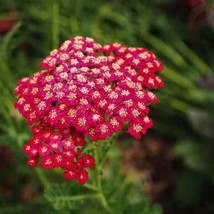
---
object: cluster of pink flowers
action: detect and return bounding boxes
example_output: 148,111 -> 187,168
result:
14,36 -> 164,184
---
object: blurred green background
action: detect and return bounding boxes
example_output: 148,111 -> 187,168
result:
0,0 -> 214,214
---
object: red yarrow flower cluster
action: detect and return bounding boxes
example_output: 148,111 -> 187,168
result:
14,36 -> 164,184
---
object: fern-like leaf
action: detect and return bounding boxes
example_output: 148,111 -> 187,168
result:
44,183 -> 98,211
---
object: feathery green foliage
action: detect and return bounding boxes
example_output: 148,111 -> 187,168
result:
0,0 -> 214,213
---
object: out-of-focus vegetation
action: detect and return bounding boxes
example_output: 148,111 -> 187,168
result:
0,0 -> 214,213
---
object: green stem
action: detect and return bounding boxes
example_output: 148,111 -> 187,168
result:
163,65 -> 196,89
0,81 -> 15,126
96,164 -> 112,213
175,40 -> 211,75
83,183 -> 98,191
82,139 -> 98,154
51,0 -> 59,48
93,136 -> 118,213
99,193 -> 112,214
100,133 -> 118,167
140,32 -> 187,68
53,193 -> 100,201
36,168 -> 49,187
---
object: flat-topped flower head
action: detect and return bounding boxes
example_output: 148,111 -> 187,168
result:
14,36 -> 164,184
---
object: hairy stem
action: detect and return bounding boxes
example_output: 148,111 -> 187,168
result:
93,135 -> 119,213
96,158 -> 112,213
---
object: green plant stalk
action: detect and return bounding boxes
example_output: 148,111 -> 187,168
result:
69,0 -> 82,34
163,65 -> 196,89
49,193 -> 100,201
88,134 -> 119,213
141,33 -> 187,68
99,193 -> 112,214
82,138 -> 98,154
171,99 -> 190,112
44,135 -> 117,213
158,94 -> 190,112
176,40 -> 211,75
51,0 -> 59,48
95,147 -> 112,213
0,22 -> 22,87
0,104 -> 13,127
83,183 -> 98,191
0,83 -> 15,127
0,22 -> 22,59
99,133 -> 118,167
36,167 -> 50,187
